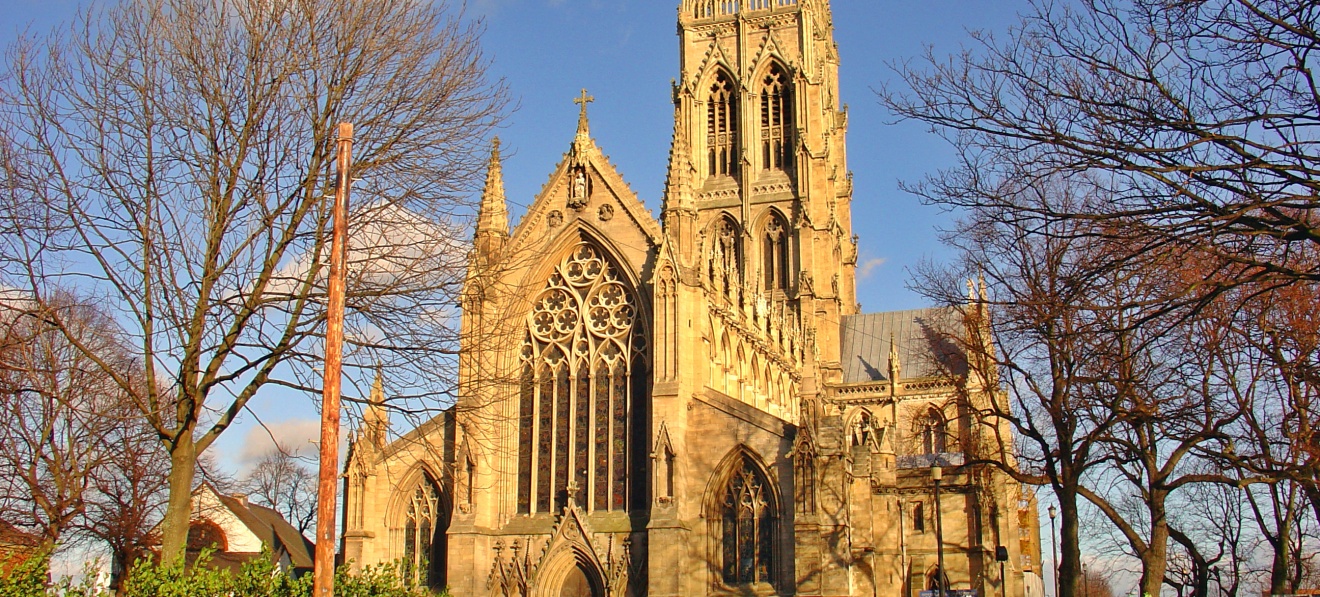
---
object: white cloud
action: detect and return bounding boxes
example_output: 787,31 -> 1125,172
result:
857,257 -> 887,280
238,418 -> 322,465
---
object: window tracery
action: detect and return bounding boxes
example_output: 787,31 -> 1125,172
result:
707,72 -> 739,178
760,64 -> 792,172
720,455 -> 777,587
918,408 -> 948,456
402,477 -> 446,589
518,243 -> 646,514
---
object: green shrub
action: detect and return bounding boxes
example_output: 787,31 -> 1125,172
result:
0,548 -> 51,597
0,546 -> 449,597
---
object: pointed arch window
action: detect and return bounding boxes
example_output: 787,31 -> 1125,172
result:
707,72 -> 739,178
760,64 -> 792,172
762,213 -> 790,292
401,477 -> 448,589
719,455 -> 777,586
918,408 -> 948,456
518,242 -> 647,515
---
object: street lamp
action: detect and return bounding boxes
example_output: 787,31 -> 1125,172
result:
1048,504 -> 1058,597
933,464 -> 945,597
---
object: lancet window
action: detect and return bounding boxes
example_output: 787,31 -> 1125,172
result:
719,455 -> 777,586
707,72 -> 739,178
718,454 -> 776,586
762,213 -> 790,292
518,243 -> 646,515
401,477 -> 447,589
760,64 -> 792,172
918,408 -> 948,456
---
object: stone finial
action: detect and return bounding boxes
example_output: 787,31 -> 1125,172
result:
888,332 -> 901,382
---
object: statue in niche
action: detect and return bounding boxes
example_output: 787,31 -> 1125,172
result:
568,168 -> 589,211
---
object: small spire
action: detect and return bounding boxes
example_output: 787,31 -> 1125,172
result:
663,105 -> 694,214
475,138 -> 509,259
574,88 -> 595,142
369,363 -> 384,406
888,332 -> 902,382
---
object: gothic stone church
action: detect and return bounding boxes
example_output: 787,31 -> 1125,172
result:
341,1 -> 1043,595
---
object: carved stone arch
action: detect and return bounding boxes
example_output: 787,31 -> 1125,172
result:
533,526 -> 609,597
846,407 -> 876,448
388,466 -> 451,590
703,446 -> 783,592
754,59 -> 794,174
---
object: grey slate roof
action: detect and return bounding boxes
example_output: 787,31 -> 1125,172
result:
839,308 -> 967,384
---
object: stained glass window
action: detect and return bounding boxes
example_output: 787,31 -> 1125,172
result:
517,241 -> 646,514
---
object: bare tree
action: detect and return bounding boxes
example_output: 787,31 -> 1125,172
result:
0,295 -> 140,547
243,446 -> 318,535
914,181 -> 1144,597
884,0 -> 1320,287
0,0 -> 507,561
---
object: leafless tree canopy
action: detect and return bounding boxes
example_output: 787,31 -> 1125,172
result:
242,446 -> 317,535
0,0 -> 507,560
885,0 -> 1320,286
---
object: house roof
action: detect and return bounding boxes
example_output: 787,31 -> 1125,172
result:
0,521 -> 39,548
194,484 -> 316,570
839,308 -> 968,384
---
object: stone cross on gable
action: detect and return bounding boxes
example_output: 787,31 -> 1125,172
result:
574,88 -> 594,140
574,88 -> 595,112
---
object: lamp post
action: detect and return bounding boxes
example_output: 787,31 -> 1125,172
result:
933,464 -> 945,597
1048,504 -> 1058,597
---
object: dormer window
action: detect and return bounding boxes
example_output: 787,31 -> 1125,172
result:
760,64 -> 792,172
707,72 -> 739,178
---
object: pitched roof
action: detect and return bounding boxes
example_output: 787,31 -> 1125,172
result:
839,308 -> 968,384
195,484 -> 316,570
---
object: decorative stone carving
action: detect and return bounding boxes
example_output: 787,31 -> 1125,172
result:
598,203 -> 614,221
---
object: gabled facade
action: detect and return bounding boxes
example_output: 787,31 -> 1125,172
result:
341,1 -> 1041,595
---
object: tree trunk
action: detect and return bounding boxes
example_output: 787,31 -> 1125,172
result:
158,434 -> 197,564
1138,521 -> 1170,597
1059,491 -> 1083,597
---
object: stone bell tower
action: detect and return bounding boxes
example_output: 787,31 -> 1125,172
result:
663,0 -> 858,372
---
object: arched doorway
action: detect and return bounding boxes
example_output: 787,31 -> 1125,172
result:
557,563 -> 600,597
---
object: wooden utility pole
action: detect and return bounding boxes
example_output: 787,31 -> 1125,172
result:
314,122 -> 353,597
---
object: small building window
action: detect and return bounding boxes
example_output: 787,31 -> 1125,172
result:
913,502 -> 925,533
401,477 -> 448,590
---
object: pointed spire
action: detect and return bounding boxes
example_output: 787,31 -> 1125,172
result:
663,104 -> 694,213
364,364 -> 389,447
475,138 -> 508,260
369,363 -> 384,406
